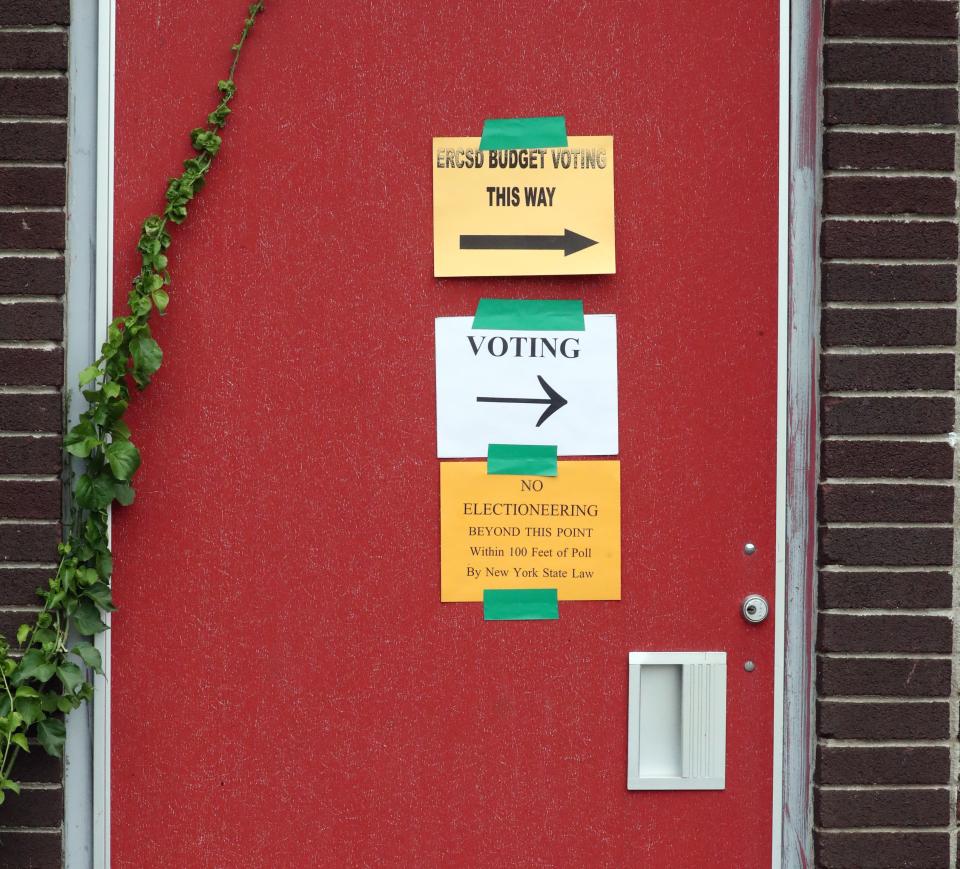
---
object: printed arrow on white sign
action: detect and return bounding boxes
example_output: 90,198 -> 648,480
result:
435,315 -> 618,458
476,375 -> 568,427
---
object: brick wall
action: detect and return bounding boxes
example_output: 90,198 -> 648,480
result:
0,1 -> 70,866
817,1 -> 960,866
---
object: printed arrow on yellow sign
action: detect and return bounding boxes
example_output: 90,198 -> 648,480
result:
460,229 -> 598,257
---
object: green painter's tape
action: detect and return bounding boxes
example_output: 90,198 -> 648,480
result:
472,299 -> 585,331
487,444 -> 558,476
478,116 -> 568,151
483,588 -> 559,621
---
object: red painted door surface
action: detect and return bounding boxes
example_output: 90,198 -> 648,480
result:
112,2 -> 780,866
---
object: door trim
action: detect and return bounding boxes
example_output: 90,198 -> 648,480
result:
93,1 -> 116,865
777,0 -> 821,865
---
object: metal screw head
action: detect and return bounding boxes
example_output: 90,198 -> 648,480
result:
744,661 -> 756,672
744,542 -> 756,555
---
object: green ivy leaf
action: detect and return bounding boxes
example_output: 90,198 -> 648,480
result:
0,711 -> 23,735
83,582 -> 116,612
13,650 -> 56,685
72,643 -> 103,675
75,474 -> 116,510
78,364 -> 100,386
113,482 -> 136,506
151,289 -> 170,313
65,437 -> 100,459
96,550 -> 113,579
56,663 -> 84,694
105,440 -> 141,481
57,695 -> 79,713
130,335 -> 163,387
1,779 -> 20,795
73,599 -> 107,636
14,696 -> 40,727
11,733 -> 29,753
15,624 -> 30,645
130,294 -> 152,317
37,718 -> 66,758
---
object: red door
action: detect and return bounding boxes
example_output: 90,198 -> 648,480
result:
112,2 -> 780,866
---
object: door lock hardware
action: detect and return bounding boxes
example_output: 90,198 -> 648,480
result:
741,594 -> 769,624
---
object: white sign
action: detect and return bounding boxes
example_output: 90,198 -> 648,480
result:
435,315 -> 618,458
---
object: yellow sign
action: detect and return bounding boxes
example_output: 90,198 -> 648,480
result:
432,136 -> 616,277
440,460 -> 621,601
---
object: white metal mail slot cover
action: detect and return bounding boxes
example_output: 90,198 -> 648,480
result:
627,651 -> 727,791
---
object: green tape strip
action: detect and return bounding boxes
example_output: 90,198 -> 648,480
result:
479,116 -> 568,151
483,588 -> 559,621
472,299 -> 585,331
487,443 -> 558,476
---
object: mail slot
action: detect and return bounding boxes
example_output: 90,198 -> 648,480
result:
627,652 -> 727,790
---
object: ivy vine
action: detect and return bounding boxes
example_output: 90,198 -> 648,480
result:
0,2 -> 265,801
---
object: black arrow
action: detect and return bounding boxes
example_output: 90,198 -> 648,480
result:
460,228 -> 598,257
476,375 -> 568,427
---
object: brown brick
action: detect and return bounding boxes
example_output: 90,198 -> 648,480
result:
13,750 -> 61,784
0,436 -> 60,474
815,787 -> 949,828
0,122 -> 67,162
819,482 -> 954,523
0,524 -> 59,563
0,212 -> 64,250
818,614 -> 953,653
0,348 -> 63,387
818,657 -> 951,697
0,609 -> 35,641
819,570 -> 952,609
0,32 -> 68,72
819,527 -> 953,566
817,746 -> 950,785
0,393 -> 61,432
0,567 -> 51,608
0,168 -> 64,208
0,0 -> 69,25
824,176 -> 956,216
0,832 -> 62,869
0,258 -> 64,296
822,309 -> 956,347
822,264 -> 956,303
824,132 -> 956,171
0,302 -> 62,341
821,220 -> 958,260
824,88 -> 959,126
826,0 -> 959,38
821,441 -> 954,479
822,397 -> 954,435
816,832 -> 949,868
0,304 -> 62,346
818,700 -> 950,739
0,77 -> 67,117
825,43 -> 957,84
821,353 -> 954,391
0,481 -> 59,520
0,787 -> 62,827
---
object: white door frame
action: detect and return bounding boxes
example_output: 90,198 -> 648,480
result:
778,0 -> 821,864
